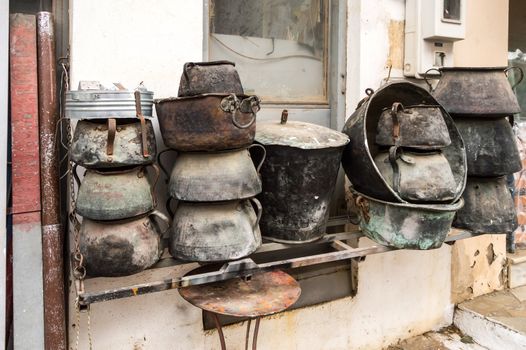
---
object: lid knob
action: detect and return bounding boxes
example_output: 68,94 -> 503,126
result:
280,109 -> 288,125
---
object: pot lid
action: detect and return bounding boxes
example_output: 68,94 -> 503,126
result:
255,110 -> 350,149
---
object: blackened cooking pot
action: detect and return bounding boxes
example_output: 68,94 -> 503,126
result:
453,176 -> 518,234
155,93 -> 260,151
178,60 -> 244,96
453,117 -> 522,177
80,210 -> 170,277
431,66 -> 523,116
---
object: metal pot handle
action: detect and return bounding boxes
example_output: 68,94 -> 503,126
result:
148,210 -> 172,238
355,196 -> 370,224
505,66 -> 524,90
232,95 -> 260,129
248,144 -> 266,173
356,88 -> 375,110
106,118 -> 116,156
165,197 -> 178,218
423,68 -> 442,92
157,149 -> 177,184
249,197 -> 263,231
142,164 -> 160,208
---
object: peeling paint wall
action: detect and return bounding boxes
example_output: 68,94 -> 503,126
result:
451,234 -> 507,304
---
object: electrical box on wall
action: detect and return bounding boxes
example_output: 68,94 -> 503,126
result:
404,0 -> 466,78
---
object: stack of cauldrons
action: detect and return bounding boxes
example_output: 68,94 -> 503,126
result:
341,82 -> 467,250
432,67 -> 523,235
66,82 -> 169,277
155,61 -> 264,262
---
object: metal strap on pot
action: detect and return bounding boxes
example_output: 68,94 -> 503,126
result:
106,118 -> 116,156
134,90 -> 150,158
388,146 -> 401,194
390,102 -> 404,145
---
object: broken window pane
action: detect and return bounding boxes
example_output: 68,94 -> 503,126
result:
443,0 -> 461,21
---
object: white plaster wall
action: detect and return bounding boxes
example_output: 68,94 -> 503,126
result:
69,1 -> 454,349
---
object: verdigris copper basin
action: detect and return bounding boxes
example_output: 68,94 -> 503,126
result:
352,189 -> 464,250
70,118 -> 156,168
454,117 -> 522,177
341,82 -> 467,203
155,93 -> 260,151
432,66 -> 523,116
159,145 -> 265,202
80,211 -> 170,277
170,199 -> 262,262
75,165 -> 158,221
453,177 -> 518,234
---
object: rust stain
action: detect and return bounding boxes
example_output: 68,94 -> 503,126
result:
132,287 -> 139,296
388,20 -> 405,70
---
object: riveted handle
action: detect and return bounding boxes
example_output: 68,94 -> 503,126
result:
248,144 -> 267,173
232,95 -> 259,129
390,102 -> 405,143
423,68 -> 442,92
249,197 -> 263,231
134,90 -> 150,158
157,149 -> 177,184
505,66 -> 524,90
149,210 -> 172,238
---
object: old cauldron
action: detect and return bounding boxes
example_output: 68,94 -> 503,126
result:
70,118 -> 157,168
375,103 -> 451,149
453,117 -> 522,177
75,165 -> 158,221
431,67 -> 523,116
374,150 -> 457,203
170,199 -> 262,262
178,60 -> 244,97
352,189 -> 464,250
453,177 -> 518,234
155,93 -> 260,151
341,82 -> 467,203
254,111 -> 350,243
80,210 -> 170,277
159,145 -> 265,202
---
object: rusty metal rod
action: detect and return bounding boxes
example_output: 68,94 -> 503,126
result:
37,11 -> 66,350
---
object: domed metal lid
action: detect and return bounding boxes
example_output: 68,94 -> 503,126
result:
255,110 -> 350,149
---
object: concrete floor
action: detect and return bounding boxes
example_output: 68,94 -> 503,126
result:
388,286 -> 526,350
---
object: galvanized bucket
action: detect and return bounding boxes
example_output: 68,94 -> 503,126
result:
159,145 -> 265,202
453,176 -> 518,234
341,82 -> 467,203
255,111 -> 350,243
352,189 -> 464,250
178,60 -> 244,97
65,84 -> 154,119
75,165 -> 159,221
80,210 -> 170,277
155,93 -> 260,151
70,118 -> 157,168
170,199 -> 262,262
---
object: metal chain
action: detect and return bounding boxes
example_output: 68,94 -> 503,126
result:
60,59 -> 93,349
